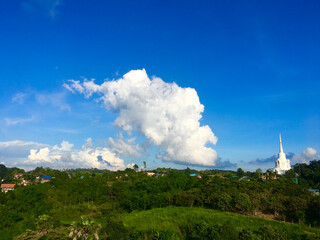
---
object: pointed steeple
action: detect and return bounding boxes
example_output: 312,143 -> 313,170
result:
274,133 -> 291,175
279,133 -> 283,153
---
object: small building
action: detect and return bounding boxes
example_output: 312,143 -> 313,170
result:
17,179 -> 31,187
239,176 -> 251,182
1,184 -> 15,193
190,173 -> 202,178
14,173 -> 24,179
260,172 -> 277,181
41,175 -> 53,183
146,172 -> 155,177
308,189 -> 320,196
21,179 -> 31,186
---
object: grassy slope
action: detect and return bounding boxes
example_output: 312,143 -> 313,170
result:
123,206 -> 320,238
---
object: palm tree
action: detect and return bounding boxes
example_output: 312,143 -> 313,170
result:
69,216 -> 101,240
133,164 -> 139,172
36,214 -> 52,236
143,161 -> 146,169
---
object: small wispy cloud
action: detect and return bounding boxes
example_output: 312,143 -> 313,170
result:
51,128 -> 78,134
12,93 -> 28,104
21,0 -> 63,19
4,116 -> 37,126
249,152 -> 295,165
35,92 -> 71,111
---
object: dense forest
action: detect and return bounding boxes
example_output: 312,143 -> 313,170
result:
0,160 -> 319,239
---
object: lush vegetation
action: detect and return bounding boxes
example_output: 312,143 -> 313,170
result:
123,207 -> 320,239
0,161 -> 319,239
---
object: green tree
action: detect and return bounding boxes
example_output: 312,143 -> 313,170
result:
295,210 -> 305,224
237,168 -> 245,177
133,164 -> 139,172
254,168 -> 263,179
69,216 -> 101,240
216,193 -> 232,211
238,229 -> 254,240
234,193 -> 252,213
36,214 -> 53,236
219,224 -> 238,240
99,219 -> 129,240
258,225 -> 281,240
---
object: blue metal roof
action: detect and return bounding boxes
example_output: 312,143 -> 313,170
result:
42,175 -> 53,179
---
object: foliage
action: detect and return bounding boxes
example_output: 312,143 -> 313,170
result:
69,216 -> 101,240
122,207 -> 320,239
0,161 -> 320,239
288,160 -> 320,188
237,168 -> 245,177
35,214 -> 53,235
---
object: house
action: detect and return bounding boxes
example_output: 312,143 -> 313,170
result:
308,189 -> 320,196
189,173 -> 202,179
17,179 -> 31,187
41,175 -> 53,183
21,179 -> 31,186
260,172 -> 277,181
14,173 -> 24,179
1,184 -> 15,193
239,176 -> 251,182
146,172 -> 155,177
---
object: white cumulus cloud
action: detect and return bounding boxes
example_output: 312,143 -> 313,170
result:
292,147 -> 319,164
24,139 -> 126,170
65,69 -> 218,166
108,134 -> 140,157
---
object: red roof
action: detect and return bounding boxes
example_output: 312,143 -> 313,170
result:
1,184 -> 15,188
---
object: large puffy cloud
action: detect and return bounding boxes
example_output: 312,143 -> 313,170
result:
108,134 -> 140,157
65,69 -> 218,166
292,147 -> 319,164
24,138 -> 126,170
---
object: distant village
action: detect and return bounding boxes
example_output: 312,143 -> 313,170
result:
2,167 -> 319,196
1,134 -> 319,196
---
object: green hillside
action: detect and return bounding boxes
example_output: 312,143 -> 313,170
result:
123,207 -> 320,239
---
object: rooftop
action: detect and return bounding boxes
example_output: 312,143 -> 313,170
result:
1,184 -> 15,188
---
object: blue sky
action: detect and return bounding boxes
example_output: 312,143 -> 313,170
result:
0,0 -> 319,171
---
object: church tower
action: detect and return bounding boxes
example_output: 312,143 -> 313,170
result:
274,133 -> 291,174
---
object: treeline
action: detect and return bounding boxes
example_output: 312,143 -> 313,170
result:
285,160 -> 320,188
0,161 -> 319,239
0,164 -> 24,179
